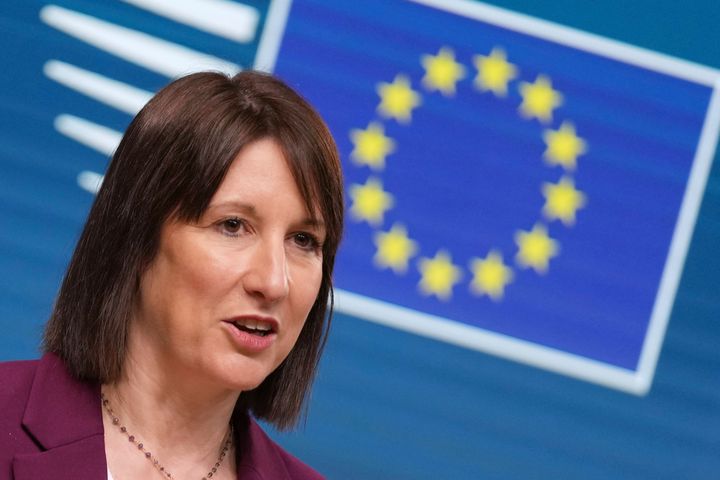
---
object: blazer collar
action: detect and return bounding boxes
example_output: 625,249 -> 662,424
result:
14,353 -> 292,480
13,352 -> 106,479
237,415 -> 293,479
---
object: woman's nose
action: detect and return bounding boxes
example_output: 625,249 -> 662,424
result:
242,239 -> 290,304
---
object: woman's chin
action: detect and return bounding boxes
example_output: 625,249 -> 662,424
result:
226,376 -> 264,392
212,356 -> 273,392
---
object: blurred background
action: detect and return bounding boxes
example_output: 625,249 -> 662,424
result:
1,1 -> 718,478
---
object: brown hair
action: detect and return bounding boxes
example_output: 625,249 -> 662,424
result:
43,70 -> 344,430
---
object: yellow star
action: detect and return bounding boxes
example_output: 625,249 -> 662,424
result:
542,176 -> 587,226
469,250 -> 514,301
421,47 -> 466,96
373,223 -> 419,274
418,250 -> 462,300
377,74 -> 422,123
543,122 -> 587,170
473,47 -> 518,97
515,224 -> 560,274
518,75 -> 563,122
349,122 -> 396,170
349,177 -> 394,226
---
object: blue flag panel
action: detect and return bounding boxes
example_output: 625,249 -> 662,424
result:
270,0 -> 720,393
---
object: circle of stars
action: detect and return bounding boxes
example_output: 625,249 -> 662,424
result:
348,45 -> 588,303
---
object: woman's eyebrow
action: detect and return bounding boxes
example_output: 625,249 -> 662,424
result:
208,201 -> 325,229
207,201 -> 257,216
299,217 -> 325,229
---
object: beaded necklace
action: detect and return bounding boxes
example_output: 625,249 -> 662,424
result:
101,392 -> 232,479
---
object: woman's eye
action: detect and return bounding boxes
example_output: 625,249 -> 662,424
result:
219,218 -> 245,236
293,232 -> 320,251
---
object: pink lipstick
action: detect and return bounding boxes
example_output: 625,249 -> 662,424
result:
222,316 -> 278,352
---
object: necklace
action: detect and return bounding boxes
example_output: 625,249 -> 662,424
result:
101,392 -> 233,479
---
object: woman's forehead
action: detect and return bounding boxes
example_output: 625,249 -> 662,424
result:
215,138 -> 325,219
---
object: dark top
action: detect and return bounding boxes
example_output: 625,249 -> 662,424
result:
0,353 -> 323,480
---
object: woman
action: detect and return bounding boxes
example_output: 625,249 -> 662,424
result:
0,70 -> 343,479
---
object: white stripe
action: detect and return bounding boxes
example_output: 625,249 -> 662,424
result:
40,5 -> 241,78
334,289 -> 645,395
77,170 -> 104,194
410,0 -> 720,86
634,80 -> 720,393
121,0 -> 259,43
44,60 -> 152,115
254,0 -> 293,71
54,114 -> 122,157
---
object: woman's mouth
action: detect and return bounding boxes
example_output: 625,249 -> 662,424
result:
229,318 -> 273,337
222,316 -> 277,352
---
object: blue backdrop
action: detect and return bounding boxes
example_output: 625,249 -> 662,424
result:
1,1 -> 719,478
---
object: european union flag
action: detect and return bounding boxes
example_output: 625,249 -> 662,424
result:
270,0 -> 720,393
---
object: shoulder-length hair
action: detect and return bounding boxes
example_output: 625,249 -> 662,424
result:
43,70 -> 344,430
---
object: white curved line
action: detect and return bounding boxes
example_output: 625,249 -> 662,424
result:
254,0 -> 292,71
44,60 -> 152,115
412,0 -> 720,86
635,81 -> 720,393
40,5 -> 241,78
334,289 -> 643,394
54,114 -> 122,157
122,0 -> 259,43
77,170 -> 104,194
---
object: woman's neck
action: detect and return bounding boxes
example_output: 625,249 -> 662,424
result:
102,332 -> 240,479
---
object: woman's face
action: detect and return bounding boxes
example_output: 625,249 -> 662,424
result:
134,138 -> 325,392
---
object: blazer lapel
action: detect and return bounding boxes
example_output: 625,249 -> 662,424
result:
237,415 -> 292,480
13,353 -> 107,480
12,436 -> 106,479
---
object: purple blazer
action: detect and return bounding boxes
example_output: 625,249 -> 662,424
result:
0,353 -> 323,480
